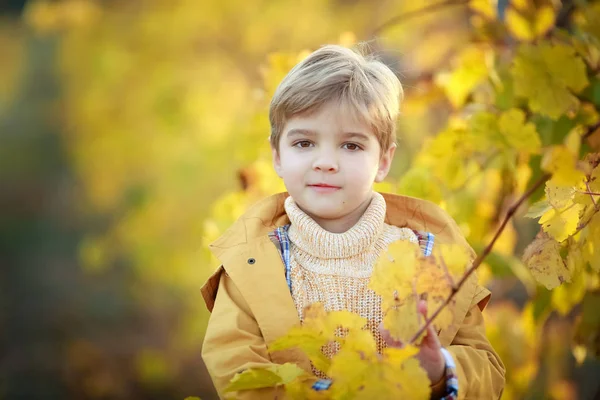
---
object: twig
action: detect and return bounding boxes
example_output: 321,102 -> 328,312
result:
408,173 -> 551,344
583,121 -> 600,140
371,0 -> 469,36
579,189 -> 600,197
573,203 -> 600,237
439,257 -> 456,290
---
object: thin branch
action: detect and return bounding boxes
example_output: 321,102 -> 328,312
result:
371,0 -> 470,36
408,173 -> 551,344
585,180 -> 598,206
578,189 -> 600,197
439,257 -> 456,290
583,121 -> 600,140
573,203 -> 600,237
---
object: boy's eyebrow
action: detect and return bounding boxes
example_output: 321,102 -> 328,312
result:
286,128 -> 316,138
286,129 -> 370,141
341,132 -> 370,141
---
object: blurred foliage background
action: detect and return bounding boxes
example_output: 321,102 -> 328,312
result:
1,0 -> 600,399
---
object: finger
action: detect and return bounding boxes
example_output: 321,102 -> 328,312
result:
417,299 -> 428,318
423,320 -> 442,350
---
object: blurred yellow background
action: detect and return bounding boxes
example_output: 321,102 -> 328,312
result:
1,0 -> 599,399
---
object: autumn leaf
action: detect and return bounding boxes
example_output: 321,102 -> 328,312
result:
328,344 -> 430,400
225,363 -> 306,393
434,243 -> 472,280
512,43 -> 589,119
581,214 -> 600,272
542,146 -> 586,186
523,232 -> 573,289
525,199 -> 552,218
269,303 -> 367,373
551,267 -> 586,316
498,109 -> 542,153
369,240 -> 421,308
383,297 -> 423,344
505,0 -> 556,41
539,203 -> 583,242
435,46 -> 489,108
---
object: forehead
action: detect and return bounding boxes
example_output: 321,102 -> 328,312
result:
283,100 -> 375,137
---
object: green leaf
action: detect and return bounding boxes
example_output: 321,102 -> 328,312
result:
531,114 -> 576,147
512,42 -> 589,119
582,77 -> 600,108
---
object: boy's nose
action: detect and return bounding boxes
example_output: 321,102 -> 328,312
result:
312,154 -> 339,172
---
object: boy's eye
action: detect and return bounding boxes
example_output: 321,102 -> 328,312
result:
343,142 -> 362,151
293,140 -> 313,148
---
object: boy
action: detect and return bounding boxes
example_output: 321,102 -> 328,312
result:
201,44 -> 505,399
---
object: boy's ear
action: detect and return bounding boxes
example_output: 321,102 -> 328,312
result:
272,146 -> 283,178
374,143 -> 396,183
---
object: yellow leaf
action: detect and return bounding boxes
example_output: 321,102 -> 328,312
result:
327,348 -> 371,398
523,232 -> 572,289
545,179 -> 575,209
512,43 -> 589,119
384,297 -> 423,344
541,146 -> 586,186
435,243 -> 472,279
564,127 -> 582,157
435,46 -> 489,108
341,329 -> 378,359
393,357 -> 432,400
498,109 -> 541,153
551,268 -> 586,315
505,2 -> 555,41
398,167 -> 443,204
469,0 -> 496,19
369,240 -> 421,307
225,363 -> 305,392
429,297 -> 456,331
285,378 -> 328,400
582,214 -> 600,272
572,345 -> 587,366
415,257 -> 453,299
539,203 -> 583,242
270,304 -> 367,373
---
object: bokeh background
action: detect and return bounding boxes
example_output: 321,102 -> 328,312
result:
2,0 -> 600,399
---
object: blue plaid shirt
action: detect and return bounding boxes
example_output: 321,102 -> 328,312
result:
268,225 -> 459,399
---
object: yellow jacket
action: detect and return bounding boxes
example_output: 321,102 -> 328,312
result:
201,192 -> 505,399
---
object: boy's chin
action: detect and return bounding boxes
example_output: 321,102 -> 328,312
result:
293,199 -> 349,221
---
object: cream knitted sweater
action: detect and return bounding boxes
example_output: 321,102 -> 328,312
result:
284,192 -> 418,367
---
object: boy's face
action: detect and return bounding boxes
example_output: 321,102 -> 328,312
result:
272,101 -> 396,226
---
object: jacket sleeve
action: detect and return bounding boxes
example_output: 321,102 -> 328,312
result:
446,300 -> 505,399
202,270 -> 286,400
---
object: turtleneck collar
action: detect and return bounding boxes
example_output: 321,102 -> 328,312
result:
284,192 -> 387,259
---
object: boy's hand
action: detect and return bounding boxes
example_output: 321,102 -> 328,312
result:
379,300 -> 445,385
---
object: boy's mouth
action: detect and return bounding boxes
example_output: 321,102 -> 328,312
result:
308,183 -> 341,192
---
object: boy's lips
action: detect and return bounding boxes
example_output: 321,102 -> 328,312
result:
308,183 -> 341,192
308,183 -> 341,188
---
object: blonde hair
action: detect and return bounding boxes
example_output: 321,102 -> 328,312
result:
269,44 -> 403,153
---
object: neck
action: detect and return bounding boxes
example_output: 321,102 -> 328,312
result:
299,194 -> 374,233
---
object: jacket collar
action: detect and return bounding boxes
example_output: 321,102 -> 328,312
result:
209,191 -> 475,260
